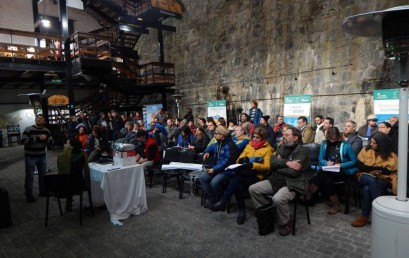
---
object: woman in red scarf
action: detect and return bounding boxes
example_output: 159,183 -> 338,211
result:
210,127 -> 274,225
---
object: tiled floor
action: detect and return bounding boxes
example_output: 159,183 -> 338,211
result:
0,146 -> 370,257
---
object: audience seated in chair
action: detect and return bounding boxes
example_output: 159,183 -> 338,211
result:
249,126 -> 309,236
305,127 -> 357,215
343,120 -> 363,155
352,133 -> 398,227
199,126 -> 239,209
57,139 -> 90,211
210,127 -> 273,225
188,126 -> 210,154
84,126 -> 108,162
232,125 -> 250,153
44,139 -> 93,226
135,130 -> 161,172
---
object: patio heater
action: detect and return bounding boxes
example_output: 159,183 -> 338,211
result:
172,93 -> 183,118
342,6 -> 409,258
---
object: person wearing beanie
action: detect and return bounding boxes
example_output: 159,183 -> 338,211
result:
248,100 -> 263,126
199,125 -> 240,210
259,115 -> 277,149
214,126 -> 229,137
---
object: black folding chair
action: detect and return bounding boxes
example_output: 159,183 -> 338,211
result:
44,156 -> 94,226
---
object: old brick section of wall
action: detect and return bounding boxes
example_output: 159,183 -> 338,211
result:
137,0 -> 408,127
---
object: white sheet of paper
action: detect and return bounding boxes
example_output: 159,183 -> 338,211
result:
161,162 -> 204,171
225,164 -> 245,170
322,165 -> 340,172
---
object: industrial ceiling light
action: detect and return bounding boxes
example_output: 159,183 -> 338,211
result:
41,16 -> 51,27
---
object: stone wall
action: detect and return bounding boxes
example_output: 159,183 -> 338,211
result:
136,0 -> 408,127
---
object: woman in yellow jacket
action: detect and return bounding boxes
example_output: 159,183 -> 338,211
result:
210,127 -> 274,225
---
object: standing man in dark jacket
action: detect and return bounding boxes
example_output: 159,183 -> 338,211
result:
21,114 -> 54,202
199,126 -> 239,206
249,126 -> 309,236
111,109 -> 124,141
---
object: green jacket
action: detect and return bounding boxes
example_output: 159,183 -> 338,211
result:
268,143 -> 309,194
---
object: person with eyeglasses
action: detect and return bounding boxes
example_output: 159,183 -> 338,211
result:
210,127 -> 273,225
357,114 -> 378,138
249,126 -> 309,236
306,127 -> 357,214
377,121 -> 398,155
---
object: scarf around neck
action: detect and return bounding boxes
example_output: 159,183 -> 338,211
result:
251,139 -> 266,150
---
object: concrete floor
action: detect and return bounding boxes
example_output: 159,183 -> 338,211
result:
0,145 -> 370,258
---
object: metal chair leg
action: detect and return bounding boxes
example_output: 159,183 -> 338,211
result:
292,195 -> 297,235
57,198 -> 63,216
45,195 -> 49,227
79,191 -> 83,226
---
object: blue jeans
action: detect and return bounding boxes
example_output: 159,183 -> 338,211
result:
199,172 -> 229,203
24,155 -> 47,197
359,174 -> 389,216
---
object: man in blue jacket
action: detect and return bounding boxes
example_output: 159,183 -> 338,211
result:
199,126 -> 239,207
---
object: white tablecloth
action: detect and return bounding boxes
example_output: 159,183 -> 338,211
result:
89,163 -> 148,224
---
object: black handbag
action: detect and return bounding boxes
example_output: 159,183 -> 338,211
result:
0,188 -> 12,229
255,202 -> 275,235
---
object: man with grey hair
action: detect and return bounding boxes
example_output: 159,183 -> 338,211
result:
249,126 -> 309,236
343,120 -> 363,154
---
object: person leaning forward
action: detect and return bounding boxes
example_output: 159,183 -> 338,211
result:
199,126 -> 239,207
249,126 -> 309,236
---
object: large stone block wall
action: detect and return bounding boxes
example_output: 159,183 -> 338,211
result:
136,0 -> 408,127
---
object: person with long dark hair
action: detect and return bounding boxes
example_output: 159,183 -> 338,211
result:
377,121 -> 398,155
177,125 -> 194,148
351,132 -> 398,227
305,127 -> 357,214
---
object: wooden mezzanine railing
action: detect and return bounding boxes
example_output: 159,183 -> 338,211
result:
0,28 -> 63,62
0,28 -> 175,86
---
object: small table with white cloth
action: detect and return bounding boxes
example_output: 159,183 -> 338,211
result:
162,162 -> 205,197
89,163 -> 148,225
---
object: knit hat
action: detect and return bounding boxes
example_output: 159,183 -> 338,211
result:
261,115 -> 270,122
215,126 -> 229,136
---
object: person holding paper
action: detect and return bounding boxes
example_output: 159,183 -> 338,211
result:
199,127 -> 239,208
351,132 -> 398,227
210,127 -> 273,225
306,127 -> 357,214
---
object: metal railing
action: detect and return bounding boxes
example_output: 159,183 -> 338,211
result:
0,28 -> 63,62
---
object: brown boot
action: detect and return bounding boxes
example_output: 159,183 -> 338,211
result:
305,183 -> 318,201
351,215 -> 369,227
327,194 -> 342,215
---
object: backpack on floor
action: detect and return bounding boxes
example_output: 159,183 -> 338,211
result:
0,188 -> 12,229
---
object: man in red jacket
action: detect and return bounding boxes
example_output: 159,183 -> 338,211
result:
135,130 -> 160,172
